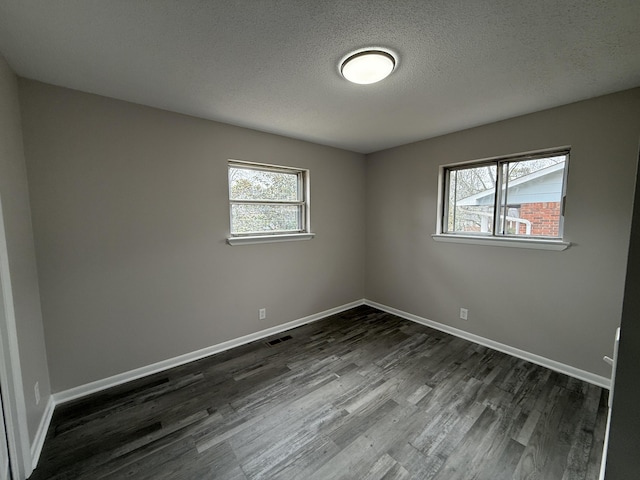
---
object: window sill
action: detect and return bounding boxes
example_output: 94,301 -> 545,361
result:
431,234 -> 570,251
227,233 -> 315,246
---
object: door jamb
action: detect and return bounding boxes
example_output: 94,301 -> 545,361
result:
0,195 -> 33,480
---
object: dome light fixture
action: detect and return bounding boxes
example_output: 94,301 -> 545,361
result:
340,49 -> 396,85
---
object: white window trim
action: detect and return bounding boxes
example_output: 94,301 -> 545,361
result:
435,147 -> 571,250
227,160 -> 314,245
431,233 -> 570,250
227,232 -> 315,246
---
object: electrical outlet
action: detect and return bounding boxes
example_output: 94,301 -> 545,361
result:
34,381 -> 40,405
460,308 -> 468,321
259,308 -> 266,320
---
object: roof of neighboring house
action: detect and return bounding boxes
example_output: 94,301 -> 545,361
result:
457,162 -> 565,206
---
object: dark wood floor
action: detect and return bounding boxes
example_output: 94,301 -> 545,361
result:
32,306 -> 607,479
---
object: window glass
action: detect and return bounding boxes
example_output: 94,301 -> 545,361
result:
442,151 -> 568,239
230,204 -> 301,234
498,156 -> 566,237
228,162 -> 308,237
447,164 -> 497,234
229,167 -> 300,202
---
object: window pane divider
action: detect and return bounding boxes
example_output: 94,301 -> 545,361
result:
492,164 -> 501,235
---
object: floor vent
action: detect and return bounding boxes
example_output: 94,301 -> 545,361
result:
265,335 -> 293,347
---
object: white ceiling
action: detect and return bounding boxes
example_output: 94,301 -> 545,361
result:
1,1 -> 639,154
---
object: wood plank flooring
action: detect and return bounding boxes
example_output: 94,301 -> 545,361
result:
31,306 -> 608,479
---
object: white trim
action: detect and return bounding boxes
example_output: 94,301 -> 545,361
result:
228,159 -> 312,245
228,158 -> 306,173
48,297 -> 608,435
364,299 -> 610,389
436,147 -> 571,242
0,197 -> 33,480
599,405 -> 612,480
227,233 -> 315,246
598,327 -> 619,479
440,146 -> 573,170
30,395 -> 54,469
53,299 -> 364,405
432,234 -> 570,251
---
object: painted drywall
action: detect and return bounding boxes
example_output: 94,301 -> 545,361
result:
0,55 -> 50,444
605,149 -> 640,479
18,80 -> 366,393
365,88 -> 640,378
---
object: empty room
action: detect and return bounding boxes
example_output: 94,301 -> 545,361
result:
0,1 -> 639,479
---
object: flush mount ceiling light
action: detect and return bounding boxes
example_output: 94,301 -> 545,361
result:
340,50 -> 396,85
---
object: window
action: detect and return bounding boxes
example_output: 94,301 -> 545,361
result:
227,160 -> 313,244
436,149 -> 570,248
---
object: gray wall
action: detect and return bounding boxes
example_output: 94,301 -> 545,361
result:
365,88 -> 640,378
19,80 -> 366,393
605,149 -> 640,479
0,55 -> 50,443
15,76 -> 640,395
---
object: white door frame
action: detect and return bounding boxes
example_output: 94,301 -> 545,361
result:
0,384 -> 10,480
0,196 -> 33,480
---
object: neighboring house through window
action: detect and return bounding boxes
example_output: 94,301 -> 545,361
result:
436,149 -> 570,246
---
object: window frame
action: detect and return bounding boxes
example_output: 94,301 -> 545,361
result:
434,148 -> 571,250
227,160 -> 314,245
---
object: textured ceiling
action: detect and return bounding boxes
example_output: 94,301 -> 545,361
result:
0,1 -> 639,153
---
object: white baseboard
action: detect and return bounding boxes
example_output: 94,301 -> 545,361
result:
364,299 -> 611,390
53,299 -> 365,406
30,395 -> 54,469
48,297 -> 608,423
33,297 -> 611,474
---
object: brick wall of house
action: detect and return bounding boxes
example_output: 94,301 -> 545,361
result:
518,202 -> 561,236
